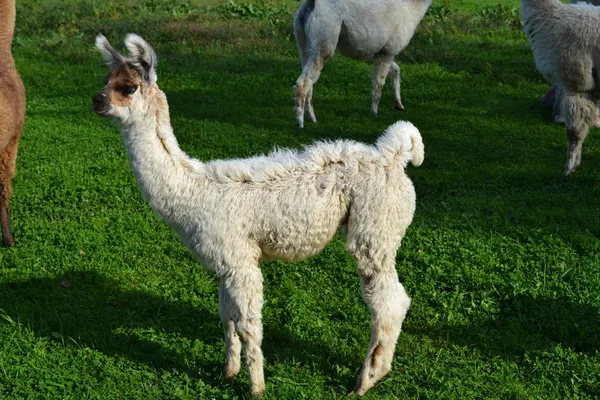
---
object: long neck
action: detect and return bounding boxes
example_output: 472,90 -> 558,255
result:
121,88 -> 204,221
0,0 -> 16,54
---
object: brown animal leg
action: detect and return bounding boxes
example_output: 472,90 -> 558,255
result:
0,136 -> 20,247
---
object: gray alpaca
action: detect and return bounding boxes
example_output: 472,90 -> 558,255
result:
293,0 -> 432,128
522,0 -> 600,174
541,0 -> 600,126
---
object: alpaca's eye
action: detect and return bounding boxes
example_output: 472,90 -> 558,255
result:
120,85 -> 137,95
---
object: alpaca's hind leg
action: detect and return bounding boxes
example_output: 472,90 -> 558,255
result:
388,61 -> 405,111
371,56 -> 394,116
563,92 -> 595,175
352,257 -> 411,396
0,136 -> 19,247
295,57 -> 326,129
293,18 -> 339,129
305,85 -> 317,123
225,266 -> 265,396
219,278 -> 242,378
294,23 -> 317,124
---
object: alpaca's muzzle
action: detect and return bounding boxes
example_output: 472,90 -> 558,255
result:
92,90 -> 110,115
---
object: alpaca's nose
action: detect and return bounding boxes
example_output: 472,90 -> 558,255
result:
93,91 -> 108,106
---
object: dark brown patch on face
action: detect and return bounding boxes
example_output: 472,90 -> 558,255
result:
105,63 -> 143,108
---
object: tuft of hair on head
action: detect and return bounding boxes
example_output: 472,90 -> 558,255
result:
124,33 -> 158,85
95,33 -> 125,69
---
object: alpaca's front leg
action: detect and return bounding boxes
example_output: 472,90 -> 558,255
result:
226,266 -> 265,396
388,62 -> 405,111
371,56 -> 393,116
353,270 -> 411,396
219,278 -> 242,378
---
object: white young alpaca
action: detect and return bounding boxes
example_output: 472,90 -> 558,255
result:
293,0 -> 432,128
93,34 -> 424,397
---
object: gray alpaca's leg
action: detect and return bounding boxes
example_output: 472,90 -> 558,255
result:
563,91 -> 595,175
219,278 -> 242,378
388,61 -> 405,111
294,16 -> 317,126
295,58 -> 324,128
225,266 -> 265,396
306,85 -> 317,123
552,86 -> 566,124
371,56 -> 394,116
293,14 -> 339,129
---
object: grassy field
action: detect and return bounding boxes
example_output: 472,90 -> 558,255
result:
1,0 -> 599,399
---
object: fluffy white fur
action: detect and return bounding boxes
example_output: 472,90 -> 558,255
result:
93,34 -> 424,397
522,0 -> 600,174
293,0 -> 432,128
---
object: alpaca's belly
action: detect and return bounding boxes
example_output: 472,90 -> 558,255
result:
258,202 -> 347,263
337,27 -> 392,60
259,221 -> 340,262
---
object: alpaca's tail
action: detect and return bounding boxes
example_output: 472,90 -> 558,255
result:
376,121 -> 424,167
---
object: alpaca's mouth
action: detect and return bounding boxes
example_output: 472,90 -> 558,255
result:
93,104 -> 111,116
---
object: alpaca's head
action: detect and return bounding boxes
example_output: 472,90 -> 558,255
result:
93,33 -> 158,122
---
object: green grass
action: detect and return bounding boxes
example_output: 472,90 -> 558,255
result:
1,0 -> 599,399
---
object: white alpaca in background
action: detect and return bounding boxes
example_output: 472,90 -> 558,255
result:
93,34 -> 424,396
293,0 -> 432,128
522,0 -> 600,174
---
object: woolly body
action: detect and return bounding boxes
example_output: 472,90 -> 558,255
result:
124,98 -> 421,272
293,0 -> 432,128
0,0 -> 25,247
540,0 -> 600,125
522,0 -> 600,174
93,34 -> 424,396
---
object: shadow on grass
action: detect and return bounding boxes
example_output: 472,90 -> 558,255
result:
0,270 -> 358,394
414,295 -> 600,357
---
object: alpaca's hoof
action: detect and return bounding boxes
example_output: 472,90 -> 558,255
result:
563,164 -> 578,175
394,102 -> 405,111
251,384 -> 265,397
2,237 -> 15,248
224,364 -> 240,379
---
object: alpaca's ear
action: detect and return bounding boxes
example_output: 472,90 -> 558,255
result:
95,34 -> 125,69
124,33 -> 157,85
